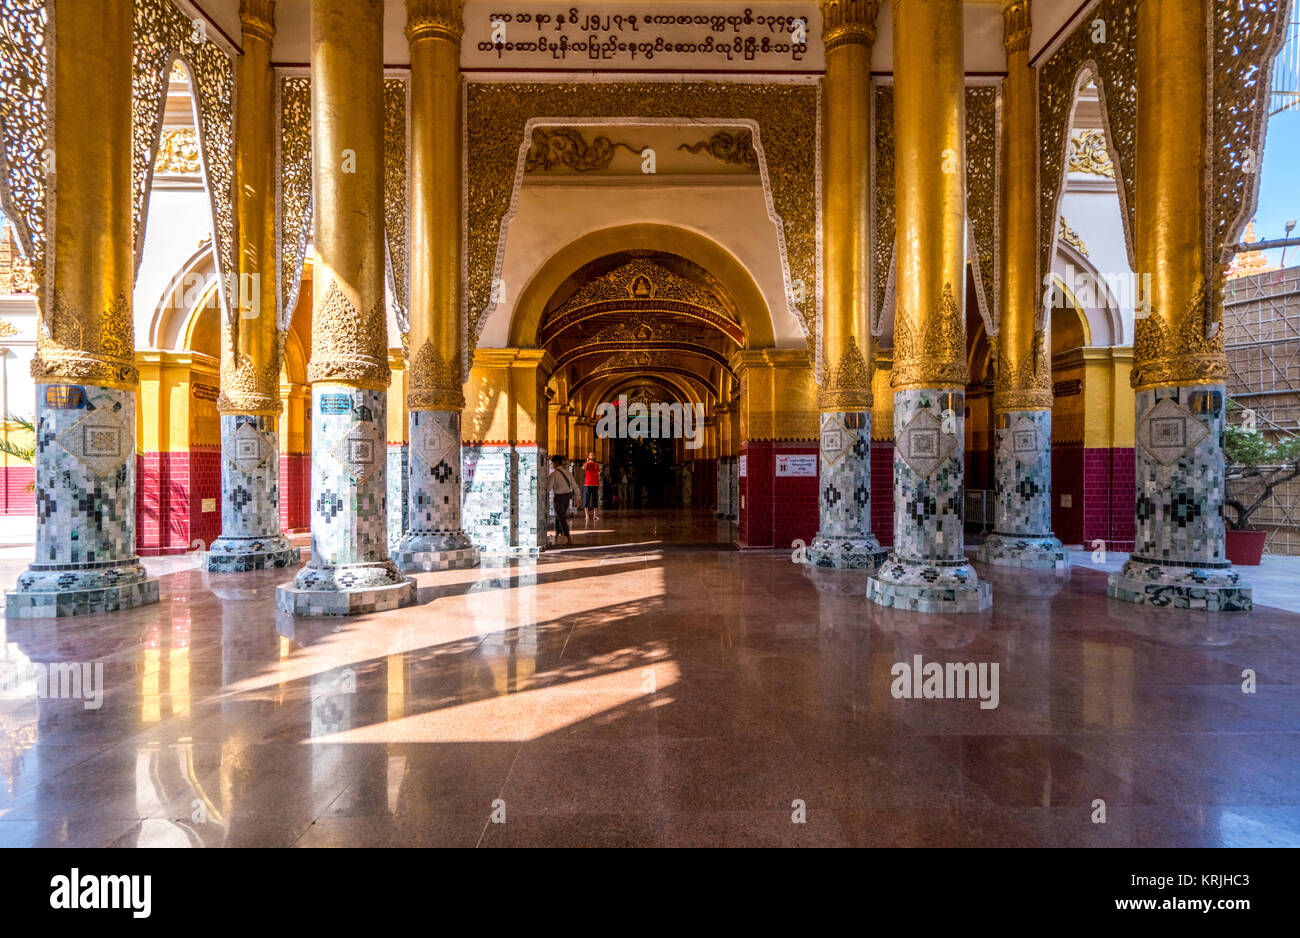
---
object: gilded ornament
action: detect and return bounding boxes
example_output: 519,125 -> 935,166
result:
0,0 -> 48,281
239,0 -> 276,44
1067,129 -> 1115,179
33,292 -> 138,387
525,128 -> 646,173
408,338 -> 464,410
818,336 -> 873,411
678,130 -> 760,170
405,0 -> 465,44
384,76 -> 409,330
993,328 -> 1052,412
307,282 -> 391,389
820,0 -> 879,51
1131,278 -> 1227,390
1001,0 -> 1032,55
278,75 -> 312,331
153,127 -> 201,174
1057,216 -> 1089,256
966,86 -> 998,334
217,351 -> 282,415
891,283 -> 968,390
872,84 -> 894,334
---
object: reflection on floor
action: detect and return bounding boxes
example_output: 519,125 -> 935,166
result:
1,509 -> 1298,847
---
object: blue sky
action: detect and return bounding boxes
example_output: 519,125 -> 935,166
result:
1254,103 -> 1300,267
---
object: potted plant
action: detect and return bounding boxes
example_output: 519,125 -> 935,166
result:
1223,415 -> 1300,565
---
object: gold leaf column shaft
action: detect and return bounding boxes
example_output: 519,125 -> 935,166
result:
219,0 -> 281,415
994,0 -> 1051,413
406,0 -> 464,410
307,0 -> 390,390
818,0 -> 876,412
1131,0 -> 1221,391
33,1 -> 136,388
890,0 -> 967,392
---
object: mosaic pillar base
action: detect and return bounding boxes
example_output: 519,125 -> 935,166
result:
393,410 -> 479,572
386,443 -> 408,553
866,389 -> 991,612
6,384 -> 159,619
205,414 -> 301,572
977,409 -> 1068,571
1106,384 -> 1250,612
276,385 -> 414,616
809,411 -> 885,570
975,533 -> 1068,570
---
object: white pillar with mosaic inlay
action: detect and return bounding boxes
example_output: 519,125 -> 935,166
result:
6,2 -> 159,618
976,0 -> 1068,571
275,0 -> 414,615
392,0 -> 479,573
1107,0 -> 1249,610
866,0 -> 990,612
808,0 -> 887,570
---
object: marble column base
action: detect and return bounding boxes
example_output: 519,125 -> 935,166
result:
204,534 -> 301,572
1107,558 -> 1252,611
276,560 -> 415,616
866,558 -> 992,613
6,560 -> 160,619
807,533 -> 888,570
976,533 -> 1069,571
392,530 -> 480,572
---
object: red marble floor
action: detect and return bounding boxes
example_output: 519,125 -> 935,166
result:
1,509 -> 1297,847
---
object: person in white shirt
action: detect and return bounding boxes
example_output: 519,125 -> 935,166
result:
547,454 -> 578,546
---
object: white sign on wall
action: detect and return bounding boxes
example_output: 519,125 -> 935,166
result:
463,1 -> 823,71
738,454 -> 747,477
775,454 -> 817,477
466,454 -> 508,483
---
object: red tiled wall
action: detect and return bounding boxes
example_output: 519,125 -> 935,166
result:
871,441 -> 894,547
280,453 -> 311,531
1052,442 -> 1085,545
737,441 -> 818,549
0,467 -> 35,515
1066,446 -> 1136,552
136,450 -> 221,555
738,441 -> 772,547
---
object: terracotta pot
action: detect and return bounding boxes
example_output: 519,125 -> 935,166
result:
1225,528 -> 1267,566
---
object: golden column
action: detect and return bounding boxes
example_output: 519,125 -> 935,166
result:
1107,0 -> 1250,610
7,1 -> 160,616
208,0 -> 299,572
278,0 -> 414,614
976,0 -> 1068,571
393,0 -> 479,571
807,0 -> 886,569
866,0 -> 990,612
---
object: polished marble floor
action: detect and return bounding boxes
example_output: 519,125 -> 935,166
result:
1,509 -> 1298,847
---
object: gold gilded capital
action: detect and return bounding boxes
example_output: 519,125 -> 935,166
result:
1001,0 -> 1031,55
818,336 -> 873,411
407,338 -> 465,410
406,0 -> 464,44
891,282 -> 968,391
239,0 -> 276,44
821,0 -> 879,51
992,327 -> 1052,412
33,292 -> 139,388
307,282 -> 392,391
1131,278 -> 1226,390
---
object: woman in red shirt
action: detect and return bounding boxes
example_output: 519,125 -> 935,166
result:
582,452 -> 601,523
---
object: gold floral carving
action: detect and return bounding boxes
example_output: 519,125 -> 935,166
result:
1067,129 -> 1115,179
307,282 -> 391,389
966,86 -> 998,333
0,0 -> 48,282
408,338 -> 464,410
0,320 -> 18,338
993,328 -> 1052,412
1057,216 -> 1089,256
466,81 -> 818,353
524,128 -> 646,173
153,127 -> 201,174
405,0 -> 465,43
818,336 -> 873,411
217,351 -> 282,415
891,283 -> 968,390
1001,0 -> 1031,54
820,0 -> 878,50
384,77 -> 409,332
872,83 -> 894,333
132,0 -> 236,317
1131,278 -> 1227,391
1038,0 -> 1137,286
33,292 -> 138,387
278,75 -> 312,332
678,130 -> 759,170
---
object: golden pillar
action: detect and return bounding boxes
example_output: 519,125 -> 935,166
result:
279,0 -> 413,613
7,1 -> 159,615
394,0 -> 478,570
977,0 -> 1068,570
867,0 -> 990,611
808,0 -> 886,569
208,0 -> 299,572
1107,0 -> 1249,609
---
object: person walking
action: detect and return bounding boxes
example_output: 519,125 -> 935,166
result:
547,454 -> 578,547
582,451 -> 601,523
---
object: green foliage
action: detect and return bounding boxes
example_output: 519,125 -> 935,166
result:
0,412 -> 35,464
1224,424 -> 1300,469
